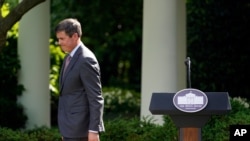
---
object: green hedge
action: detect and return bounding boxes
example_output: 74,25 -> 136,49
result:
0,28 -> 27,129
202,97 -> 250,141
102,87 -> 141,119
0,127 -> 61,141
1,97 -> 249,141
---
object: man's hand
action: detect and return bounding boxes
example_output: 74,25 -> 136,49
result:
88,132 -> 99,141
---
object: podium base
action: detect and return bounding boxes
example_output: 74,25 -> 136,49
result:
179,128 -> 201,141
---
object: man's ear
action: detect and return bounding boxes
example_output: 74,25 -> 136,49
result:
73,33 -> 79,40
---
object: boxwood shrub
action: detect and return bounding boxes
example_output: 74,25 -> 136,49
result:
0,97 -> 249,141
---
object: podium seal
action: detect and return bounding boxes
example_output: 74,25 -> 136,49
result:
173,88 -> 208,113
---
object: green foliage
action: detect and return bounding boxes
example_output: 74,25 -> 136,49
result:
49,40 -> 65,126
25,126 -> 61,141
202,97 -> 250,141
0,1 -> 26,130
49,39 -> 65,96
0,127 -> 61,141
102,87 -> 141,119
0,127 -> 30,141
4,0 -> 18,10
1,3 -> 9,17
0,97 -> 249,140
186,0 -> 250,99
100,116 -> 177,141
51,0 -> 143,91
50,86 -> 141,125
0,29 -> 27,129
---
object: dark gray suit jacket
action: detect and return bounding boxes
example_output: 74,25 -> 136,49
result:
58,44 -> 105,138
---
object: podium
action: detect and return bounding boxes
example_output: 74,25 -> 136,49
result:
149,91 -> 231,141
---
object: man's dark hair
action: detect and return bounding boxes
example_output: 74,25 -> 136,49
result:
55,18 -> 82,37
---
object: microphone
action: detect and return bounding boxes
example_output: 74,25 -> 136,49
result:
185,57 -> 191,88
185,57 -> 191,67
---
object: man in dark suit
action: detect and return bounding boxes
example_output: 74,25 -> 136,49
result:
55,18 -> 105,141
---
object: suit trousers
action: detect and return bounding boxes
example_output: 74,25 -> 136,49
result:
63,137 -> 88,141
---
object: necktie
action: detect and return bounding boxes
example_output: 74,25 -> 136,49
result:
63,55 -> 71,77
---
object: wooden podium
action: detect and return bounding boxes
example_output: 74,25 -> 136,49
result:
149,92 -> 231,141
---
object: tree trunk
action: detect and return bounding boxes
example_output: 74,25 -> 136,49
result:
0,0 -> 46,52
0,32 -> 7,52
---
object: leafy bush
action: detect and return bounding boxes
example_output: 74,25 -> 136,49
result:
100,116 -> 177,141
0,127 -> 61,141
187,0 -> 250,100
0,127 -> 30,141
50,85 -> 141,126
0,23 -> 26,129
25,126 -> 61,141
102,87 -> 141,119
202,97 -> 250,141
0,97 -> 249,141
49,40 -> 65,126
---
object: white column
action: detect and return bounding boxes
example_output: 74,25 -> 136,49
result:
141,0 -> 186,124
18,0 -> 50,129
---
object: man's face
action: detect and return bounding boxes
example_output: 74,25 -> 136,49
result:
56,31 -> 77,53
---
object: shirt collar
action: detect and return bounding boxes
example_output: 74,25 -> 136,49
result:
68,42 -> 83,57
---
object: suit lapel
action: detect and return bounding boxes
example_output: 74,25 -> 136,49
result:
59,54 -> 68,90
59,46 -> 83,93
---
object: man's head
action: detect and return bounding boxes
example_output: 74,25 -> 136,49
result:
55,18 -> 82,53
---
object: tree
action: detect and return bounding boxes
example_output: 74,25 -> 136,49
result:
0,0 -> 47,129
51,0 -> 143,91
187,0 -> 250,99
0,0 -> 46,52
